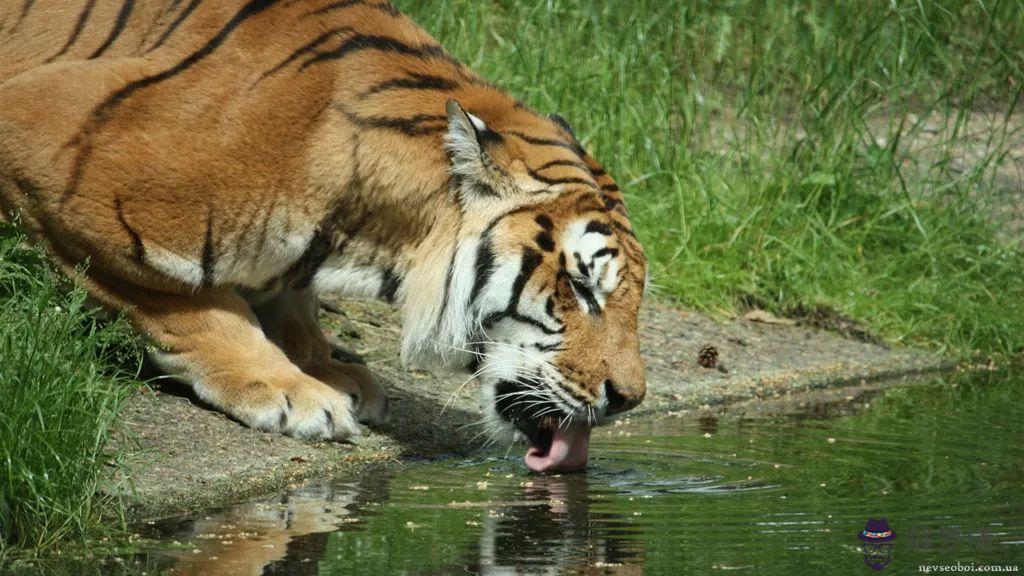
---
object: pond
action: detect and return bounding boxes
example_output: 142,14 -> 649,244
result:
18,371 -> 1024,575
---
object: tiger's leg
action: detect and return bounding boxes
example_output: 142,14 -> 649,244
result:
252,289 -> 388,424
102,280 -> 361,440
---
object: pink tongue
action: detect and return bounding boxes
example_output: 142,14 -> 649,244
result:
524,424 -> 591,473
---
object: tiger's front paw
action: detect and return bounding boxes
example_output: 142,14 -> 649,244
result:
305,361 -> 389,425
207,375 -> 361,441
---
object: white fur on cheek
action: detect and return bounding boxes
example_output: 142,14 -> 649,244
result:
400,236 -> 481,369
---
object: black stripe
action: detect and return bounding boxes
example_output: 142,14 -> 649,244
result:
305,0 -> 366,14
378,266 -> 401,303
471,181 -> 500,198
305,0 -> 400,18
548,113 -> 576,138
12,176 -> 40,200
532,158 -> 589,172
94,0 -> 277,112
590,166 -> 607,177
448,137 -> 505,188
289,225 -> 333,290
114,197 -> 145,262
573,252 -> 589,277
335,105 -> 446,136
11,0 -> 33,32
592,247 -> 619,259
260,26 -> 355,79
570,278 -> 601,316
287,136 -> 368,290
45,0 -> 97,62
64,0 -> 280,204
476,203 -> 549,242
534,214 -> 553,230
505,130 -> 584,155
468,233 -> 495,305
359,72 -> 459,98
201,209 -> 215,285
534,231 -> 554,252
508,248 -> 542,311
601,183 -> 620,192
611,220 -> 636,238
616,234 -> 642,260
482,311 -> 564,335
571,191 -> 604,212
89,0 -> 135,59
289,213 -> 369,290
585,220 -> 612,236
475,126 -> 504,147
526,167 -> 595,188
148,0 -> 202,51
433,223 -> 461,332
299,34 -> 461,72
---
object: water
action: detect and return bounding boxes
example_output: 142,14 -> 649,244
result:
23,371 -> 1024,574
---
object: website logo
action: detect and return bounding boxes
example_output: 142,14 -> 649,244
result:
859,518 -> 897,571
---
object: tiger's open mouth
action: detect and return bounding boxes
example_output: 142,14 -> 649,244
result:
495,381 -> 591,474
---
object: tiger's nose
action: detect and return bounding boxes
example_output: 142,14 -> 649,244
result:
603,378 -> 644,416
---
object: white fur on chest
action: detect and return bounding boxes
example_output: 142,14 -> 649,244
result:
311,256 -> 387,299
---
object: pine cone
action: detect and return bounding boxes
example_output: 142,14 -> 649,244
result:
698,344 -> 719,369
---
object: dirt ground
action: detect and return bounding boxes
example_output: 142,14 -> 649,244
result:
111,296 -> 950,518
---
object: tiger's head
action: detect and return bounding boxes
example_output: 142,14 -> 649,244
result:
404,99 -> 646,473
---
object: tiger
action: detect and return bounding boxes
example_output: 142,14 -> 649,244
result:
0,0 -> 647,473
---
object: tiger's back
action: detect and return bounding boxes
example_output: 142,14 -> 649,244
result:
0,0 -> 460,295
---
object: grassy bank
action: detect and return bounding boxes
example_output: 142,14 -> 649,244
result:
0,224 -> 140,554
401,0 -> 1024,356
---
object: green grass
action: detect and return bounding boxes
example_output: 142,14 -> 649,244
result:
399,0 -> 1024,356
0,224 -> 140,554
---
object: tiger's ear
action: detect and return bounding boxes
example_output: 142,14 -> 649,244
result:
444,99 -> 501,200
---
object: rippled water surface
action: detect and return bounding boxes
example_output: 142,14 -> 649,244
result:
28,371 -> 1024,574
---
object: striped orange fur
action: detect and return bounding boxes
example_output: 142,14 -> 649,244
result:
0,0 -> 646,452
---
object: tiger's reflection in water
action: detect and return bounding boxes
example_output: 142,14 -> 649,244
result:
453,474 -> 645,575
145,470 -> 644,575
148,478 -> 380,576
